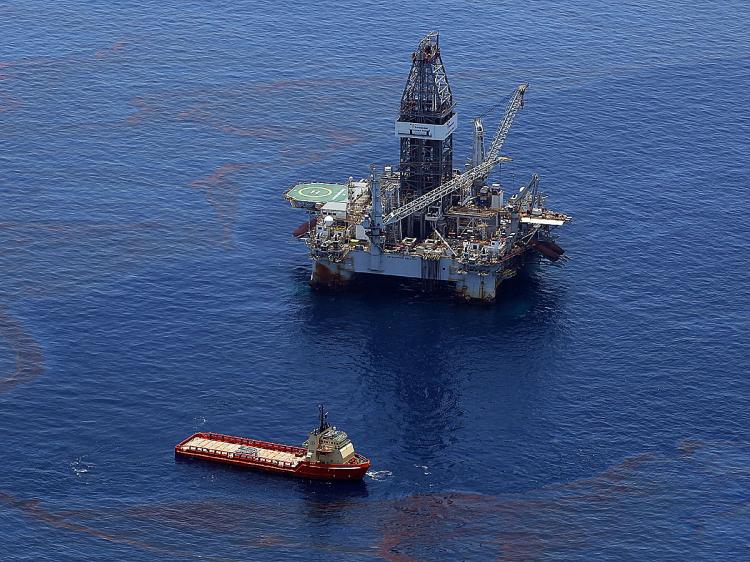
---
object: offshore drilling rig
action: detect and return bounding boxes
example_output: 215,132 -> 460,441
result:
285,32 -> 571,302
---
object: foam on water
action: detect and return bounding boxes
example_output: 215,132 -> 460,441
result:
366,470 -> 393,482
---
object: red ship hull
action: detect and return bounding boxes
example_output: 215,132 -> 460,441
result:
175,432 -> 370,480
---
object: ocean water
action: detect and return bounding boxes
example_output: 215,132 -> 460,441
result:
1,1 -> 749,559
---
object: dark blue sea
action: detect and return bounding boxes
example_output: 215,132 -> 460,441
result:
2,1 -> 749,560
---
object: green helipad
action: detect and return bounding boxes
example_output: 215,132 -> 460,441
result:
287,182 -> 348,204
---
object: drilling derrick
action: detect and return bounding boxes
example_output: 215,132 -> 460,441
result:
395,32 -> 456,239
284,32 -> 572,303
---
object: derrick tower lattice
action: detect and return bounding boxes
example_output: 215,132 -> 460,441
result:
395,32 -> 456,238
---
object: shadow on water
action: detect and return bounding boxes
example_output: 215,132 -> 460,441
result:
288,265 -> 566,467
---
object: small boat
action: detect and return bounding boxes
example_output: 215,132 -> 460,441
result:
530,238 -> 564,261
175,406 -> 370,480
292,216 -> 316,238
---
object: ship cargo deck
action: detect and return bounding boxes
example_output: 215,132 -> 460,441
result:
177,432 -> 305,469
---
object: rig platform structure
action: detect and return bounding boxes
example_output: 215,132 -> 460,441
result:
285,32 -> 571,302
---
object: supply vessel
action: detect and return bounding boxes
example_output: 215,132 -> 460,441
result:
285,32 -> 571,302
175,407 -> 370,480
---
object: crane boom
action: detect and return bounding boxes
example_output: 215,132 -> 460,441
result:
383,157 -> 495,226
514,173 -> 540,209
382,83 -> 528,227
483,83 -> 527,176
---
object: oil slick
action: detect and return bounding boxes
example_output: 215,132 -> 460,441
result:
189,163 -> 250,245
2,440 -> 745,559
0,306 -> 43,395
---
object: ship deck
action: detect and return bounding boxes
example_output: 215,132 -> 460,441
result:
177,433 -> 304,467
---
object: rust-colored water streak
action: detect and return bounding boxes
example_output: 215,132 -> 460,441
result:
0,491 -> 221,558
0,440 -> 744,559
189,163 -> 254,245
95,41 -> 127,60
0,306 -> 43,395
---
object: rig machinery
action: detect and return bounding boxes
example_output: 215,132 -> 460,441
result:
285,32 -> 571,302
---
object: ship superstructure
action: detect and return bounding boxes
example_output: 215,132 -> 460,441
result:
303,406 -> 357,465
285,32 -> 571,302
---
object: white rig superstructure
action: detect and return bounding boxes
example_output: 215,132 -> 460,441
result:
285,33 -> 570,302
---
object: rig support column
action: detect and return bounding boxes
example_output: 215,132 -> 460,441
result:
368,165 -> 384,271
310,259 -> 354,290
456,271 -> 498,303
369,164 -> 384,248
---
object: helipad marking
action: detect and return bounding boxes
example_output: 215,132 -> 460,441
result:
287,182 -> 349,203
298,186 -> 333,199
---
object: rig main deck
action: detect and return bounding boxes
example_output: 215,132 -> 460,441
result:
285,32 -> 571,302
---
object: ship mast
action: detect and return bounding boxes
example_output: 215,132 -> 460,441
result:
318,404 -> 330,433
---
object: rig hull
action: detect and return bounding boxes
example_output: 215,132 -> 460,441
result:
175,432 -> 370,481
310,247 -> 529,302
